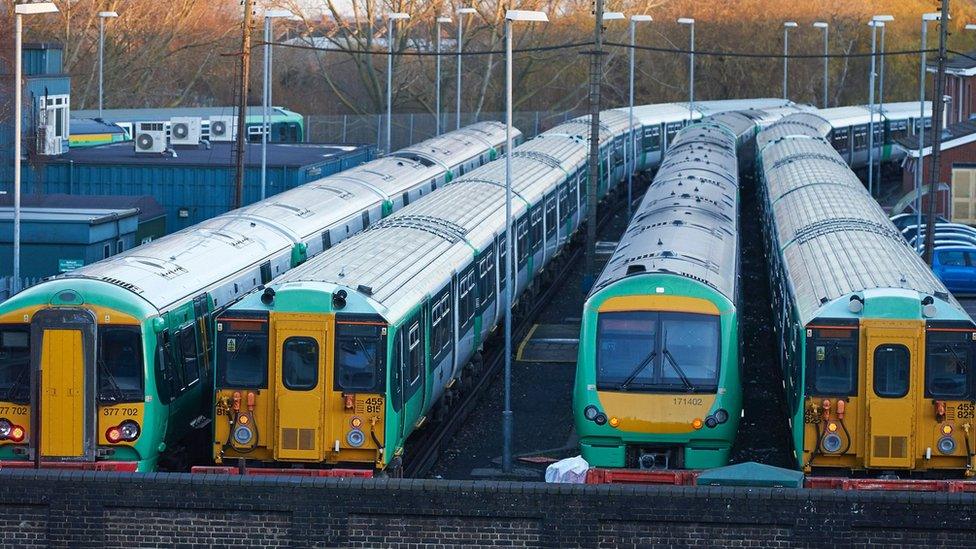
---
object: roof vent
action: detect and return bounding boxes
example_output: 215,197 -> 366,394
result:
626,264 -> 646,275
357,284 -> 373,296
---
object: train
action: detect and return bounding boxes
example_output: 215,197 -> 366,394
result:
0,122 -> 517,472
0,95 -> 937,475
573,111 -> 760,470
208,108 -> 641,473
757,113 -> 976,477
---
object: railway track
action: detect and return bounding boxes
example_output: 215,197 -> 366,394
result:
401,188 -> 630,478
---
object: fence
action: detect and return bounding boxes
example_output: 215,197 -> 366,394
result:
0,276 -> 42,303
307,110 -> 587,152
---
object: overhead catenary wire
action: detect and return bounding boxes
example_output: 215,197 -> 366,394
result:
260,37 -> 957,61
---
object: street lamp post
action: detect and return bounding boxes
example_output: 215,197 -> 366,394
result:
876,20 -> 889,195
783,22 -> 797,100
261,9 -> 293,201
813,22 -> 829,107
386,12 -> 410,154
917,13 -> 942,251
628,15 -> 652,218
13,2 -> 60,292
678,18 -> 695,120
97,11 -> 118,118
435,16 -> 451,135
503,8 -> 548,474
867,15 -> 893,197
456,7 -> 476,130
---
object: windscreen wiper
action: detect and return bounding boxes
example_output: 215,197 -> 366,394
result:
618,349 -> 657,391
97,359 -> 126,403
662,347 -> 695,392
1,364 -> 28,402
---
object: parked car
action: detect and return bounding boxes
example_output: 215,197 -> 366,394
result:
931,245 -> 976,295
890,213 -> 947,233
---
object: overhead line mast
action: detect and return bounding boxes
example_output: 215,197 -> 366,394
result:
923,0 -> 950,266
584,0 -> 605,290
234,0 -> 255,210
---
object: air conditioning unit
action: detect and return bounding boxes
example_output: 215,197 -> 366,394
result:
134,122 -> 167,154
36,124 -> 63,156
209,115 -> 237,142
170,117 -> 202,146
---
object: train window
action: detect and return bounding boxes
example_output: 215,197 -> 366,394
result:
97,326 -> 144,403
156,331 -> 184,403
499,236 -> 508,294
808,327 -> 858,396
178,327 -> 200,388
217,319 -> 269,388
643,126 -> 661,152
362,211 -> 370,229
595,311 -> 720,392
260,262 -> 272,285
925,330 -> 972,399
530,207 -> 543,251
0,326 -> 30,404
391,331 -> 403,412
402,192 -> 410,207
874,344 -> 910,398
478,250 -> 495,306
831,129 -> 850,153
430,290 -> 453,358
458,268 -> 476,329
852,125 -> 868,151
335,321 -> 385,392
545,194 -> 557,236
407,321 -> 423,385
660,314 -> 720,390
516,216 -> 529,265
322,231 -> 332,251
570,174 -> 581,213
558,185 -> 570,221
282,337 -> 319,391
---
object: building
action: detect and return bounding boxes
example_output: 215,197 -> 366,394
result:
18,140 -> 375,228
897,120 -> 976,223
928,50 -> 976,125
0,194 -> 166,244
0,205 -> 139,278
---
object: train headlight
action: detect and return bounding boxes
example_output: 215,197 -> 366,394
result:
351,417 -> 363,429
704,416 -> 718,429
827,422 -> 838,433
938,436 -> 956,455
821,433 -> 842,453
119,420 -> 141,442
233,425 -> 254,445
713,409 -> 729,424
347,429 -> 365,447
609,417 -> 619,428
583,405 -> 599,421
692,418 -> 703,430
0,418 -> 11,439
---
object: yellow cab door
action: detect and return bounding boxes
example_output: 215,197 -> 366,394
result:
863,320 -> 920,470
30,309 -> 97,462
272,313 -> 328,462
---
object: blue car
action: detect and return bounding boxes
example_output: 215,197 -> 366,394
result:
931,245 -> 976,295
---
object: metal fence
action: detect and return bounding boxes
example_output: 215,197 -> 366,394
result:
306,110 -> 587,151
0,276 -> 43,303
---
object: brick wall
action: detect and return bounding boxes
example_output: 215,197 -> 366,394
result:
900,142 -> 976,217
0,470 -> 974,547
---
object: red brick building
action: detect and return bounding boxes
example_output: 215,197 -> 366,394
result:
929,50 -> 976,124
898,121 -> 976,222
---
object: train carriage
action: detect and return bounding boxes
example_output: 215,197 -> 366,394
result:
757,113 -> 976,476
207,107 -> 650,472
573,113 -> 757,471
0,122 -> 518,472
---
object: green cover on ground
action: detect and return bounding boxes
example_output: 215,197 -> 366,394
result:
695,461 -> 804,488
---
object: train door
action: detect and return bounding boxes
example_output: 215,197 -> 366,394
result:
401,310 -> 427,430
29,308 -> 97,463
272,314 -> 327,462
863,321 -> 919,470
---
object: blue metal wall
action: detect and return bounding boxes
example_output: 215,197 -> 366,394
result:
20,145 -> 376,230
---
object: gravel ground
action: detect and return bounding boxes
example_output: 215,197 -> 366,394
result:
431,166 -> 799,479
429,193 -> 637,480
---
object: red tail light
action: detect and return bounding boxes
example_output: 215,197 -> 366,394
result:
106,427 -> 122,443
9,426 -> 25,443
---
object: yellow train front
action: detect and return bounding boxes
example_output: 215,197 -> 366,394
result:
798,310 -> 976,477
758,113 -> 976,478
210,292 -> 388,474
